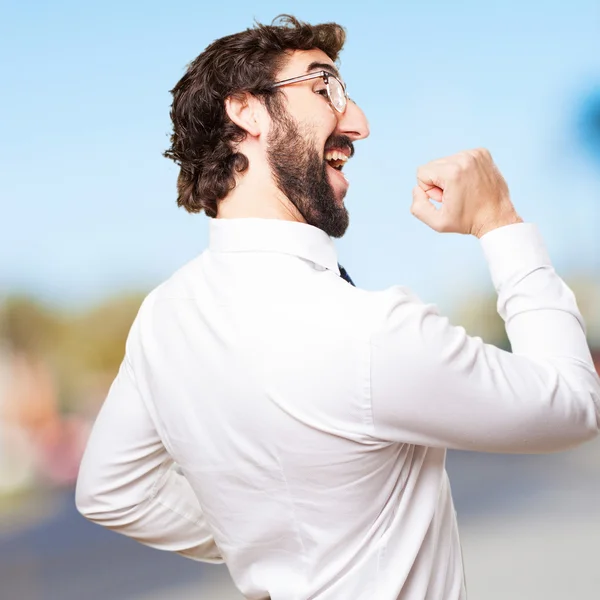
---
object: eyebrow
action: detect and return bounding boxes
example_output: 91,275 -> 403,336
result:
305,61 -> 341,80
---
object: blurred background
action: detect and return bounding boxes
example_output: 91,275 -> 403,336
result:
1,1 -> 599,598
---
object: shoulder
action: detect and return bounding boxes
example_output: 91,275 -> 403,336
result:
322,279 -> 438,341
125,253 -> 207,343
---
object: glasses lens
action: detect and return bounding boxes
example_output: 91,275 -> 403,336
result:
328,77 -> 346,112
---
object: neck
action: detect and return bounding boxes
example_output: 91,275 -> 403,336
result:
216,165 -> 305,223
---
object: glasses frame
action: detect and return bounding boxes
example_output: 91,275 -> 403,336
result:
270,71 -> 348,114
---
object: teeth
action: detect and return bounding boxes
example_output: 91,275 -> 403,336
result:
324,150 -> 349,163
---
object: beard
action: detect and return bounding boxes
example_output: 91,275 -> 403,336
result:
266,111 -> 350,238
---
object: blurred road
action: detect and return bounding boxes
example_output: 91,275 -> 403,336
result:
1,438 -> 598,600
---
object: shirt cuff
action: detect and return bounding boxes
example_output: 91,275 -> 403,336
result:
479,222 -> 552,290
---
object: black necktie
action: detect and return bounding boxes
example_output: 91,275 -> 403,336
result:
338,263 -> 355,287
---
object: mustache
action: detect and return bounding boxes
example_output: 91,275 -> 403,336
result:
324,134 -> 355,158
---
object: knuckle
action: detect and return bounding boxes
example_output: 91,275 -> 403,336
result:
463,152 -> 477,165
455,150 -> 478,171
448,163 -> 461,177
416,165 -> 429,180
475,147 -> 492,161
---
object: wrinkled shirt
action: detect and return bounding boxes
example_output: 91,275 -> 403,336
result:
76,218 -> 600,600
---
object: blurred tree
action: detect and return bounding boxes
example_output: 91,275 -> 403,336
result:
63,293 -> 145,373
452,278 -> 600,355
0,296 -> 64,356
567,277 -> 600,349
452,292 -> 510,351
577,85 -> 600,164
0,293 -> 145,412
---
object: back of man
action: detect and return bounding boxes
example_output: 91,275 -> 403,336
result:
122,216 -> 462,599
75,15 -> 599,600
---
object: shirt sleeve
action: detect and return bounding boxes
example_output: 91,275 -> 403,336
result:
369,223 -> 600,453
75,353 -> 223,563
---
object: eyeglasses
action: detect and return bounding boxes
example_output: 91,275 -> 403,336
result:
270,70 -> 348,114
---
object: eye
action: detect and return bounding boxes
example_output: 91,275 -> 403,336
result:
315,89 -> 328,98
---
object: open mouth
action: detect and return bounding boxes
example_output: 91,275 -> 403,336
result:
324,149 -> 350,172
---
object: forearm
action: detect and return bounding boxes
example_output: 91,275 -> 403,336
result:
76,458 -> 222,562
483,223 -> 600,429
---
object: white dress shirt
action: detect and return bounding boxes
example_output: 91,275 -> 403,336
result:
76,218 -> 600,600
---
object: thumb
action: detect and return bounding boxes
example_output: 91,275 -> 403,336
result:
410,185 -> 444,231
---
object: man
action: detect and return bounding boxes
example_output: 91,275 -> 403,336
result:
75,15 -> 600,600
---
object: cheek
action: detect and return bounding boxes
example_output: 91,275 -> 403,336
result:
295,99 -> 337,131
302,113 -> 338,148
316,106 -> 338,132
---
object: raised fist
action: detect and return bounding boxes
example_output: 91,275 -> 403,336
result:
411,148 -> 522,237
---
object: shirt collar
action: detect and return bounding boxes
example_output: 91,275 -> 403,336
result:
208,218 -> 340,275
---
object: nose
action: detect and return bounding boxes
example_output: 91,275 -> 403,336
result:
336,99 -> 370,141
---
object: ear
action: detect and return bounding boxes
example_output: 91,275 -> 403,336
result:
225,92 -> 264,138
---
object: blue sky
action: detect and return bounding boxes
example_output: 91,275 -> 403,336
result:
2,0 -> 600,311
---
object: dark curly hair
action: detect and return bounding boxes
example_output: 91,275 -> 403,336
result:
163,15 -> 346,217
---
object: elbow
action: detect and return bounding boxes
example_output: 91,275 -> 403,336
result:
569,407 -> 599,447
539,364 -> 600,452
582,389 -> 600,441
513,386 -> 599,454
75,469 -> 133,527
571,372 -> 600,443
540,388 -> 600,453
74,471 -> 105,524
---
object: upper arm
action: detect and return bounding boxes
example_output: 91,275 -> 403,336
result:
75,357 -> 170,517
369,292 -> 599,453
